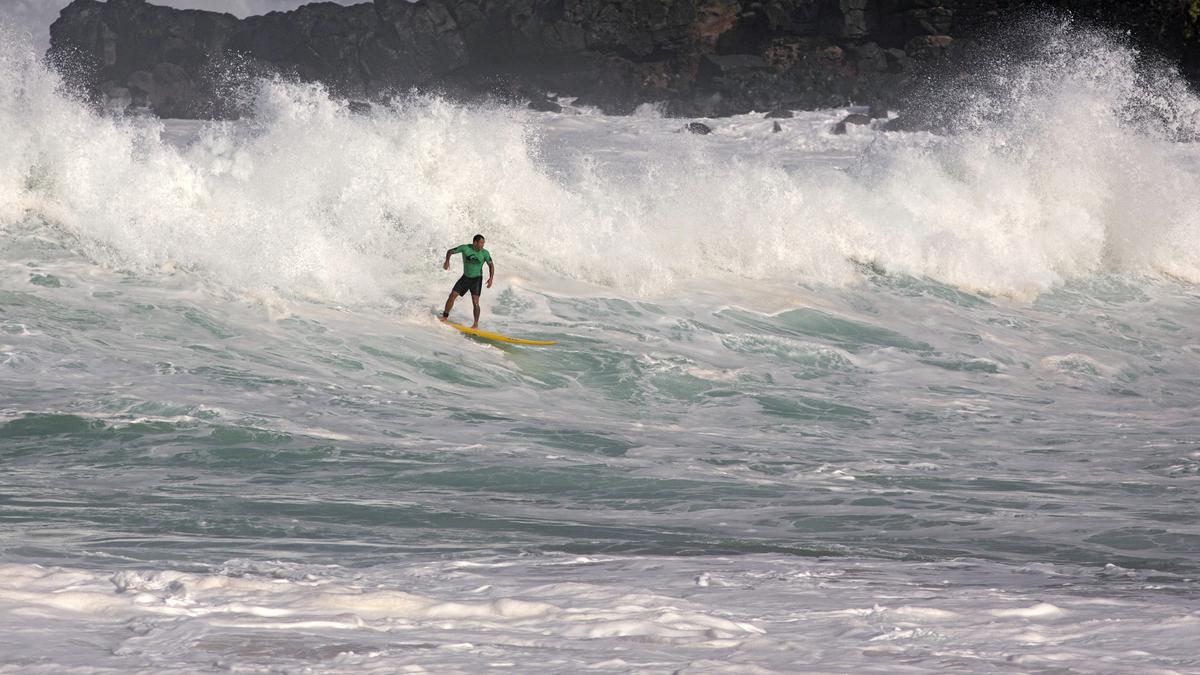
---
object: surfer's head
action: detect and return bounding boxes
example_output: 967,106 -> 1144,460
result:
472,234 -> 485,250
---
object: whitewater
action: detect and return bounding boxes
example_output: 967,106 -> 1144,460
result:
2,19 -> 1199,673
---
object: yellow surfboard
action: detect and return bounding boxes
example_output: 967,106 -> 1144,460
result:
441,319 -> 557,346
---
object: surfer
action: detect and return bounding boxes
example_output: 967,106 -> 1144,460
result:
441,234 -> 494,328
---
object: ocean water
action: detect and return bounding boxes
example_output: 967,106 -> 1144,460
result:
2,21 -> 1200,674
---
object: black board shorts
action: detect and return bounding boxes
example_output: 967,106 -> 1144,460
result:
452,274 -> 484,297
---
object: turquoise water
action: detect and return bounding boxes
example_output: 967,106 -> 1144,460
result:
5,246 -> 1199,573
3,21 -> 1200,670
4,238 -> 1199,671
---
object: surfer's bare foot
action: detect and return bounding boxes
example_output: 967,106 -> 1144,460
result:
471,323 -> 478,329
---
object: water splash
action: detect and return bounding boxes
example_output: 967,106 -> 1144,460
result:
3,18 -> 1200,302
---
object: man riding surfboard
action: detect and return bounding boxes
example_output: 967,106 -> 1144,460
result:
441,234 -> 494,329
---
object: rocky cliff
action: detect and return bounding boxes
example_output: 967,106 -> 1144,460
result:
45,0 -> 1200,119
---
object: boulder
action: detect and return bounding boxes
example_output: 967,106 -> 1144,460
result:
832,113 -> 872,135
905,35 -> 956,61
528,97 -> 562,113
845,42 -> 889,73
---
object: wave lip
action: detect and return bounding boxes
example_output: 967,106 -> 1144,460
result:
4,19 -> 1200,300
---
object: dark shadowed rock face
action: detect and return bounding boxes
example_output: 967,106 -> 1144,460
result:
46,0 -> 1200,119
47,0 -> 472,117
831,112 -> 871,135
47,0 -> 241,117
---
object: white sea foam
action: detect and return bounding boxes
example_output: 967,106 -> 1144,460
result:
3,557 -> 1194,672
4,16 -> 1200,674
3,22 -> 1200,302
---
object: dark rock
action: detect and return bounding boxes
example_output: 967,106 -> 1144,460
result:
764,109 -> 794,119
528,97 -> 562,113
563,55 -> 671,115
44,0 -> 1200,120
885,47 -> 913,74
882,115 -> 925,133
685,122 -> 712,135
772,121 -> 783,133
845,42 -> 889,73
48,0 -> 241,117
667,91 -> 726,119
697,53 -> 771,82
832,113 -> 872,135
99,82 -> 131,113
905,35 -> 956,61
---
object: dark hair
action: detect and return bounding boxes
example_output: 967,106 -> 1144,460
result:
472,234 -> 485,243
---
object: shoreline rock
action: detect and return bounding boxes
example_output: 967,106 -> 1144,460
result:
45,0 -> 1200,120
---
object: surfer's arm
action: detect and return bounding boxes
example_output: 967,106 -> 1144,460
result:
443,247 -> 457,270
486,261 -> 495,288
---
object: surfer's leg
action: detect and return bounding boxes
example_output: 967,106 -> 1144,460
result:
467,277 -> 483,328
442,292 -> 458,320
446,276 -> 474,320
